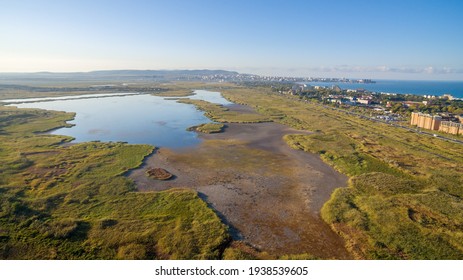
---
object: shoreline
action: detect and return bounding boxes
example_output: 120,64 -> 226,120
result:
305,80 -> 463,98
129,119 -> 351,258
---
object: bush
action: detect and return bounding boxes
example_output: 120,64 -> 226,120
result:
43,219 -> 79,239
351,172 -> 422,196
117,243 -> 147,260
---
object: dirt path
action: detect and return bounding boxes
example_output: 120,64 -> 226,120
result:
129,109 -> 351,258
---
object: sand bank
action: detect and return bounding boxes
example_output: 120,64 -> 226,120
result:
129,107 -> 350,258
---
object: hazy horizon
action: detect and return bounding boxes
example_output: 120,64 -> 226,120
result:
2,0 -> 463,81
2,68 -> 463,82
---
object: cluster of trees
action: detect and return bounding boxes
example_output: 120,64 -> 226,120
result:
386,99 -> 463,115
417,99 -> 463,115
269,83 -> 463,116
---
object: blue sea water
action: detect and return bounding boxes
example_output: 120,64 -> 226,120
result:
307,80 -> 463,98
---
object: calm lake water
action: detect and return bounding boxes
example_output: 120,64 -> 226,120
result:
8,90 -> 231,148
1,92 -> 140,103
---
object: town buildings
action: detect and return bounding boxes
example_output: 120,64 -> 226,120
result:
410,112 -> 442,130
439,121 -> 463,135
411,112 -> 463,135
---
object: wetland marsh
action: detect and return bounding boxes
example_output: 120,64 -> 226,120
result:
2,87 -> 352,258
5,83 -> 460,259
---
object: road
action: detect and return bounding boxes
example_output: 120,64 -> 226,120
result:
289,95 -> 463,145
329,106 -> 463,144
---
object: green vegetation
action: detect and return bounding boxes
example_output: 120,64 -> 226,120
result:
221,86 -> 463,259
222,242 -> 317,260
152,89 -> 195,97
222,241 -> 273,260
188,123 -> 225,134
0,83 -> 164,100
413,98 -> 463,115
0,105 -> 229,259
178,98 -> 271,123
2,81 -> 463,260
270,82 -> 463,116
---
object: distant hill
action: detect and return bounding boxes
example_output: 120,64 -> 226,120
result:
0,69 -> 241,85
89,69 -> 239,76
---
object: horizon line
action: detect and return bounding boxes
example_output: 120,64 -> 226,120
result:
0,68 -> 463,82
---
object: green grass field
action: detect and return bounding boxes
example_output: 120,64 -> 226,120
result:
188,123 -> 225,134
177,98 -> 271,123
221,86 -> 463,259
0,105 -> 229,259
2,82 -> 463,259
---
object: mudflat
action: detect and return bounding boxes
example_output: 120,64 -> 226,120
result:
129,115 -> 351,258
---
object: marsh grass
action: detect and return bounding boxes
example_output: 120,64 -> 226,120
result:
178,98 -> 272,123
152,89 -> 195,97
3,82 -> 463,259
187,123 -> 225,134
0,105 -> 229,259
221,86 -> 463,259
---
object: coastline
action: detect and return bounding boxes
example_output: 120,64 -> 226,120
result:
306,79 -> 463,98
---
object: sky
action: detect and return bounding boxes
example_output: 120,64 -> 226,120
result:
1,0 -> 463,80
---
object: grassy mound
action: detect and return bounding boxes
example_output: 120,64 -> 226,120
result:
146,168 -> 173,180
188,123 -> 225,134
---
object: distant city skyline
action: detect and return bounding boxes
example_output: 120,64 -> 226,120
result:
1,0 -> 463,80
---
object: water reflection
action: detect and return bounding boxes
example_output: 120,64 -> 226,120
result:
188,90 -> 233,105
11,90 -> 230,148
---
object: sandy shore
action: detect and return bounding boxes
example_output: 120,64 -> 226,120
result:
129,106 -> 351,258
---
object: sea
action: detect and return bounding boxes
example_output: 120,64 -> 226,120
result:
306,80 -> 463,99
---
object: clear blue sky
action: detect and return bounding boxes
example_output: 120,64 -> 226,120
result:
1,0 -> 462,80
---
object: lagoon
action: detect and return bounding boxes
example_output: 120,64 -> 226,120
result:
1,92 -> 141,103
8,90 -> 230,148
